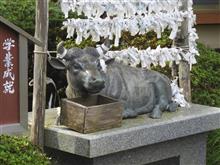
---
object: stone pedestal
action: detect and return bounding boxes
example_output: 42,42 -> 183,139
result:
45,133 -> 207,165
29,104 -> 220,165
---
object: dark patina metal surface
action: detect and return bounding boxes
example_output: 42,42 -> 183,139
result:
49,41 -> 177,119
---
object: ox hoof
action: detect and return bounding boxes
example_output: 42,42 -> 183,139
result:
150,107 -> 162,119
167,102 -> 178,112
123,109 -> 138,119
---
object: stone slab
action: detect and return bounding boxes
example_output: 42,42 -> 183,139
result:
29,104 -> 220,158
91,133 -> 207,165
45,133 -> 207,165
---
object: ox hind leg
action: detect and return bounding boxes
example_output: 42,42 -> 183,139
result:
150,96 -> 178,119
149,82 -> 171,119
167,102 -> 178,112
150,97 -> 168,119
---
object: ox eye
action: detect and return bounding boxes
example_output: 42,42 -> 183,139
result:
73,63 -> 82,70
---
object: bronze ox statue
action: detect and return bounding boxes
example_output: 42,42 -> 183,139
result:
49,40 -> 178,119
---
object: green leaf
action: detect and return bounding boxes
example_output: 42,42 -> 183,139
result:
0,135 -> 51,165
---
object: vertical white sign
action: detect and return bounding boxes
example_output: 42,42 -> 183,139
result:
2,38 -> 15,94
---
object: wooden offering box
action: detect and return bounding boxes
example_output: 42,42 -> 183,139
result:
61,95 -> 123,133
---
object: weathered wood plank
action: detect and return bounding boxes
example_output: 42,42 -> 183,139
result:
85,103 -> 123,133
179,61 -> 192,101
30,0 -> 49,149
0,23 -> 19,125
61,99 -> 86,133
19,35 -> 28,129
61,95 -> 123,134
178,0 -> 192,102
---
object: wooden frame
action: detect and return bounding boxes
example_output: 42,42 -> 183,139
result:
0,16 -> 42,46
176,0 -> 192,102
0,36 -> 28,135
0,16 -> 41,135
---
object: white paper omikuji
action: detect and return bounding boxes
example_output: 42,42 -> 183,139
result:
60,0 -> 182,19
171,78 -> 190,108
61,0 -> 199,68
99,59 -> 107,73
104,46 -> 184,69
63,11 -> 186,46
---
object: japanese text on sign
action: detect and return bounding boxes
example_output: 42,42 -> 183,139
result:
2,38 -> 15,94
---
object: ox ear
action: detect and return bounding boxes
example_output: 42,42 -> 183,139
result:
96,38 -> 111,57
49,57 -> 66,70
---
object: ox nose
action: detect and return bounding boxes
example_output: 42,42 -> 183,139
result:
91,77 -> 97,81
90,77 -> 105,86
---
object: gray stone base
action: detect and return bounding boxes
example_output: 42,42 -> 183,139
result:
46,133 -> 207,165
28,104 -> 220,165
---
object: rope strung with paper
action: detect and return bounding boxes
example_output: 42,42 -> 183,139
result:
60,0 -> 182,18
185,0 -> 199,68
63,12 -> 186,46
104,46 -> 182,68
60,0 -> 199,67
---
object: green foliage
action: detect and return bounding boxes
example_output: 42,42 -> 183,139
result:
63,37 -> 97,49
0,135 -> 51,165
63,29 -> 172,50
191,43 -> 220,107
48,1 -> 66,50
190,44 -> 220,165
207,131 -> 220,165
113,29 -> 173,50
0,0 -> 35,34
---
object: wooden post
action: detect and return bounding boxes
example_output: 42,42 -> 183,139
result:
171,62 -> 178,79
30,0 -> 49,149
179,61 -> 191,101
178,0 -> 192,102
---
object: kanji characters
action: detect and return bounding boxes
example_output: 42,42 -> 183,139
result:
3,81 -> 15,94
3,52 -> 14,68
3,38 -> 15,51
2,38 -> 15,94
3,67 -> 15,80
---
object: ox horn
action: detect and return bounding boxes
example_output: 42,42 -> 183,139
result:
57,41 -> 68,59
96,38 -> 111,57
